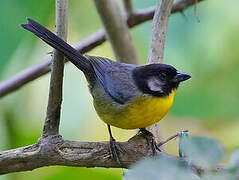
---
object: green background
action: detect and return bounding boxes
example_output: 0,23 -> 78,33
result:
1,0 -> 239,179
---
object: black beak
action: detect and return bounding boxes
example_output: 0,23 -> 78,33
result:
174,71 -> 191,82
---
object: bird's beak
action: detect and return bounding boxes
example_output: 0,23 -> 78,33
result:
174,71 -> 191,82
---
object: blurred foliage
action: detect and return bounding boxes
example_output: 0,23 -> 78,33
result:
124,136 -> 239,180
124,156 -> 199,180
1,0 -> 239,179
179,135 -> 224,168
0,0 -> 54,73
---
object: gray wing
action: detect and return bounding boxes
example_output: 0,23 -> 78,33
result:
87,56 -> 139,104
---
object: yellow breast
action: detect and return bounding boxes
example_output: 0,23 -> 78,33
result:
94,90 -> 175,129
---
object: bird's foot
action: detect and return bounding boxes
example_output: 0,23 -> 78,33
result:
109,136 -> 124,164
138,128 -> 161,156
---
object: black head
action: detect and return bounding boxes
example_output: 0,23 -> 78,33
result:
132,64 -> 191,97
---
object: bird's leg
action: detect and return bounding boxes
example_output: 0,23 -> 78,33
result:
138,128 -> 161,156
107,125 -> 122,164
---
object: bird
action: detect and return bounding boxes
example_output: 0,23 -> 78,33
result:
21,18 -> 191,162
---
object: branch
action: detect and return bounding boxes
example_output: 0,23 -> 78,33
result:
172,0 -> 204,14
0,0 -> 204,99
0,134 -> 156,175
42,0 -> 68,136
145,0 -> 174,146
93,0 -> 139,64
147,0 -> 174,63
0,133 -> 206,175
127,0 -> 205,27
123,0 -> 134,18
0,29 -> 105,98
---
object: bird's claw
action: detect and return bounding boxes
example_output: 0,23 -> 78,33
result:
138,128 -> 161,156
109,137 -> 124,164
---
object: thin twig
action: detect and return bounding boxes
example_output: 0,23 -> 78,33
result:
42,0 -> 68,136
93,0 -> 139,64
0,0 -> 204,99
158,130 -> 189,146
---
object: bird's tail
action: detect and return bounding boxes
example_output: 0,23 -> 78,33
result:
21,18 -> 92,74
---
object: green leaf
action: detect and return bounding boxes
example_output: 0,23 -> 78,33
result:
180,136 -> 224,168
123,156 -> 199,180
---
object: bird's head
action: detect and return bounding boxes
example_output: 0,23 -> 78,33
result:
132,64 -> 191,97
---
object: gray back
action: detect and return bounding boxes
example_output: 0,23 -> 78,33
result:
87,56 -> 140,104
